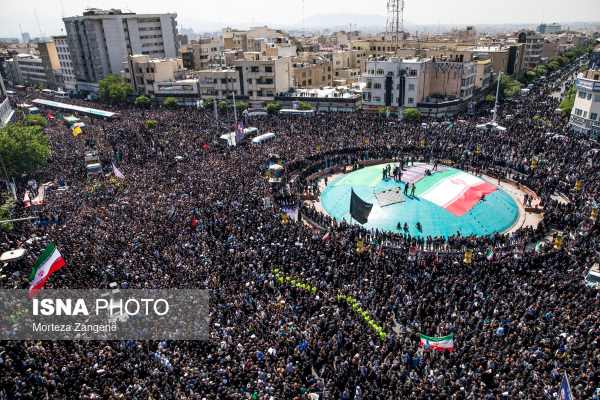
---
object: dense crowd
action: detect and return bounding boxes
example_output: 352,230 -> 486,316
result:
0,57 -> 599,399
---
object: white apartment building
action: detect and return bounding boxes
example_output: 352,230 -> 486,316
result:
0,72 -> 14,128
122,54 -> 184,95
153,79 -> 200,106
569,68 -> 600,136
63,8 -> 178,92
362,57 -> 430,111
234,56 -> 292,101
4,54 -> 49,87
538,23 -> 562,35
52,35 -> 76,91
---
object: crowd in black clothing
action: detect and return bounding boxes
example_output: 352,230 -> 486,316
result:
0,59 -> 599,400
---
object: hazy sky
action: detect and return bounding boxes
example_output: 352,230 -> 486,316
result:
2,0 -> 600,37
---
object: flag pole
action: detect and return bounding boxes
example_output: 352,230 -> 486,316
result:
233,91 -> 238,126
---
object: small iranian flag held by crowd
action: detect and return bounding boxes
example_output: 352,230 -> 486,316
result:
419,333 -> 454,352
28,243 -> 66,297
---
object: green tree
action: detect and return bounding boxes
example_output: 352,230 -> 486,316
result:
217,100 -> 228,113
135,95 -> 151,108
546,61 -> 560,72
298,101 -> 313,110
163,97 -> 178,109
98,74 -> 133,104
559,85 -> 576,115
533,65 -> 547,77
484,94 -> 496,103
0,124 -> 51,177
144,119 -> 158,129
202,97 -> 216,109
403,107 -> 421,122
265,101 -> 282,114
500,74 -> 522,98
24,114 -> 48,127
0,197 -> 16,232
235,101 -> 248,112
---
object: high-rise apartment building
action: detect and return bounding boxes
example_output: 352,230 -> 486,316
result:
517,31 -> 544,69
63,8 -> 178,92
52,35 -> 76,91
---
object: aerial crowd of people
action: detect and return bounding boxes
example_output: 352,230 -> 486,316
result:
0,55 -> 599,399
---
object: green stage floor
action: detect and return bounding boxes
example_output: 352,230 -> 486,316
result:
320,163 -> 519,238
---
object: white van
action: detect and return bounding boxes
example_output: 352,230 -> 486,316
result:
584,263 -> 600,289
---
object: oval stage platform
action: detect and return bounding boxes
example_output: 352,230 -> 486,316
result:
319,163 -> 519,238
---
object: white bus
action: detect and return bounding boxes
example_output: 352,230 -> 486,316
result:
251,132 -> 276,145
279,109 -> 315,116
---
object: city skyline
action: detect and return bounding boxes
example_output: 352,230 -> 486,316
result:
2,0 -> 600,38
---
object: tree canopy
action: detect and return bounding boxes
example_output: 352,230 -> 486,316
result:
265,101 -> 282,114
163,97 -> 178,109
403,107 -> 421,122
298,101 -> 314,110
0,123 -> 51,177
24,114 -> 48,128
98,74 -> 134,104
135,95 -> 151,108
559,85 -> 576,115
500,74 -> 522,98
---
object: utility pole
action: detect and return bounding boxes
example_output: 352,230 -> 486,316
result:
493,72 -> 502,123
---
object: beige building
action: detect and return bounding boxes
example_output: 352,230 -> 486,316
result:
181,38 -> 224,70
234,56 -> 292,101
192,69 -> 241,98
474,59 -> 493,90
261,42 -> 297,59
123,54 -> 185,95
292,54 -> 332,88
517,31 -> 544,69
36,41 -> 61,89
223,28 -> 249,51
427,60 -> 476,100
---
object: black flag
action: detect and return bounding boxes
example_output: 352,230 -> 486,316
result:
350,189 -> 373,224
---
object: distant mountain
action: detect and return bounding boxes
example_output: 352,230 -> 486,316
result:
301,14 -> 387,30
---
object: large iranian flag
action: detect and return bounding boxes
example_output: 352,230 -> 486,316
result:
28,243 -> 66,297
418,170 -> 496,216
419,333 -> 454,351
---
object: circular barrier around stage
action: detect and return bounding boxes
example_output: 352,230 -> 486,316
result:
320,163 -> 519,238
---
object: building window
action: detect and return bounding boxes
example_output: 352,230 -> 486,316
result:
265,66 -> 272,72
591,112 -> 598,121
595,95 -> 600,102
373,83 -> 381,89
579,91 -> 586,99
588,93 -> 592,100
408,84 -> 415,91
251,66 -> 259,72
408,97 -> 414,104
575,108 -> 583,116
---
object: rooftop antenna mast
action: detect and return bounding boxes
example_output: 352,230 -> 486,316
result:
302,0 -> 305,38
386,0 -> 405,54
